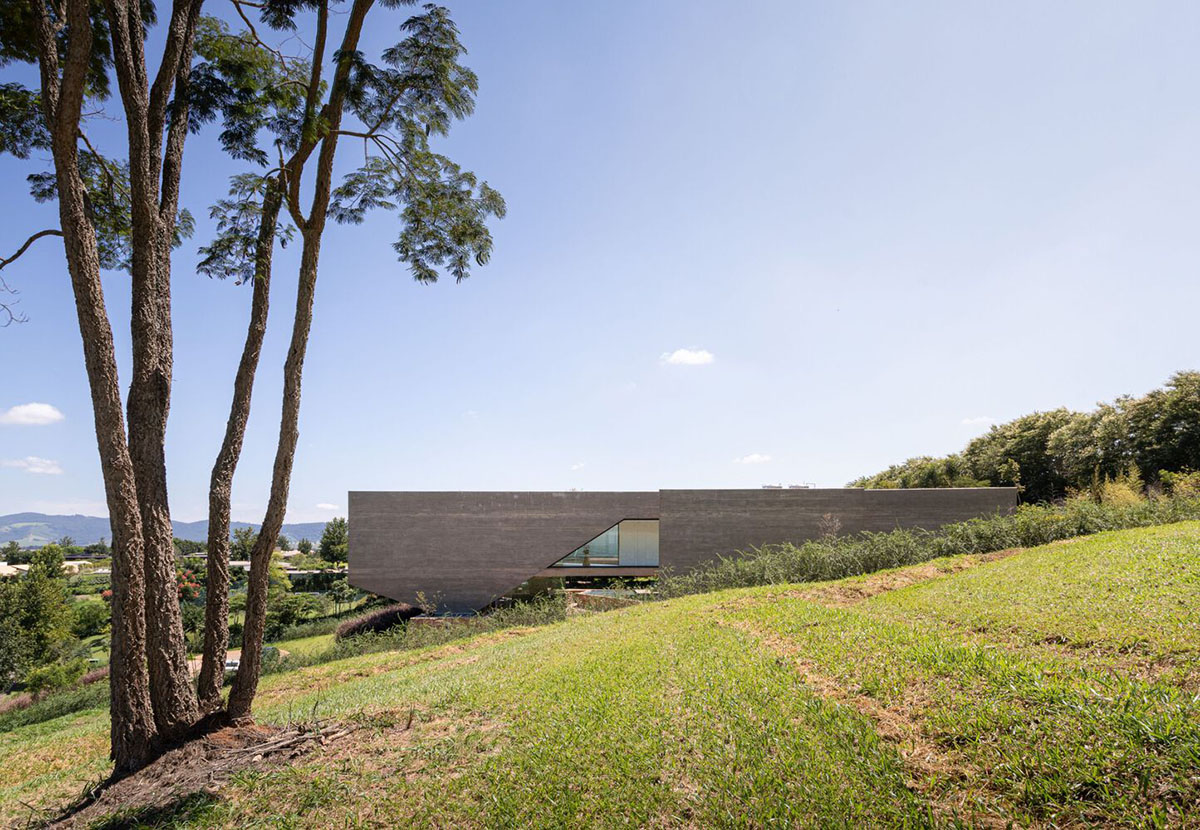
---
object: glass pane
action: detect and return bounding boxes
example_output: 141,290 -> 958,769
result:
618,520 -> 659,566
553,524 -> 619,566
550,520 -> 660,567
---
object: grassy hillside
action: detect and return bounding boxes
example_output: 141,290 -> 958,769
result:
3,524 -> 1199,827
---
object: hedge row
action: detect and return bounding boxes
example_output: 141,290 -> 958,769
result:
656,495 -> 1200,598
334,603 -> 422,640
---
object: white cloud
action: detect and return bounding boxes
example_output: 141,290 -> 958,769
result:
0,403 -> 65,426
660,348 -> 715,366
570,462 -> 586,471
733,453 -> 772,465
961,416 -> 995,426
315,502 -> 340,511
2,456 -> 64,475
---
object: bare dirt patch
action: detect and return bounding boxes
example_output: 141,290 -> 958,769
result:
200,708 -> 508,828
789,549 -> 1022,608
40,722 -> 359,829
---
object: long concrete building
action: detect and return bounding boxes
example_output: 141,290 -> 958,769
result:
348,487 -> 1017,612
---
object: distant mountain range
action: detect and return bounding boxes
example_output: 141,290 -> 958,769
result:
0,513 -> 330,549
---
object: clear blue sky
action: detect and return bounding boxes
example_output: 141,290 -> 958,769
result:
2,1 -> 1198,523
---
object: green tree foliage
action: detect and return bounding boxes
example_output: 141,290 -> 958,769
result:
297,537 -> 313,555
180,601 -> 205,644
82,538 -> 111,558
318,517 -> 348,564
231,526 -> 258,560
0,545 -> 74,689
70,599 -> 111,639
24,658 -> 87,697
267,552 -> 291,598
847,455 -> 987,490
173,538 -> 206,556
1,540 -> 26,564
330,577 -> 356,616
1125,372 -> 1200,478
264,592 -> 320,639
853,371 -> 1200,502
276,534 -> 291,551
961,409 -> 1075,502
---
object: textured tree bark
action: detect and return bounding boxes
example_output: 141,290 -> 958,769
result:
104,0 -> 202,740
197,178 -> 283,712
29,0 -> 158,773
57,139 -> 160,776
228,0 -> 374,720
227,227 -> 321,720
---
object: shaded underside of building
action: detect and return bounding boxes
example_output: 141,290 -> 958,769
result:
348,487 -> 1018,613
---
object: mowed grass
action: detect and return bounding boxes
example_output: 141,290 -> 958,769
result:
269,632 -> 335,659
2,523 -> 1199,827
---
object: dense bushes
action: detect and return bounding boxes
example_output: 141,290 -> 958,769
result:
852,371 -> 1200,502
657,495 -> 1200,598
334,603 -> 422,641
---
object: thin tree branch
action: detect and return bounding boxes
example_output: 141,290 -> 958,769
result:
286,0 -> 331,230
230,0 -> 292,70
279,144 -> 306,227
0,229 -> 64,273
148,0 -> 205,142
76,129 -> 124,201
61,0 -> 97,136
29,0 -> 61,121
0,299 -> 27,327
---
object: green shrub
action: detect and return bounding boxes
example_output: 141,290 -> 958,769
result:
0,681 -> 108,733
24,658 -> 88,698
69,599 -> 110,639
335,603 -> 421,641
269,616 -> 342,643
1161,469 -> 1200,499
657,496 -> 1200,598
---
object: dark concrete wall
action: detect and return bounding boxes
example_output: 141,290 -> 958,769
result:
658,487 -> 1018,572
349,491 -> 660,612
349,487 -> 1017,612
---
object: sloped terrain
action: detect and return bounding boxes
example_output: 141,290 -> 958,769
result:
3,523 -> 1199,827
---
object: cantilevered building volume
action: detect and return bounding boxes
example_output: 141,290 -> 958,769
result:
348,487 -> 1017,613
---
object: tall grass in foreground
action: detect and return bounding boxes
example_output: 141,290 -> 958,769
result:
656,495 -> 1200,598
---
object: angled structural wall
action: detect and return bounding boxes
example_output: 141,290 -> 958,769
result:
349,491 -> 659,612
349,487 -> 1017,612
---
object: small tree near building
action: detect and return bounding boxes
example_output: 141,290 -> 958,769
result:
330,578 -> 356,616
318,518 -> 348,564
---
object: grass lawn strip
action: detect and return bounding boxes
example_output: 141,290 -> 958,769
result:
725,526 -> 1200,826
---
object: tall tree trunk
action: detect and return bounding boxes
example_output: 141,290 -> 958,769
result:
227,0 -> 372,721
30,0 -> 159,774
227,226 -> 322,720
104,0 -> 201,740
197,178 -> 283,712
58,169 -> 160,775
